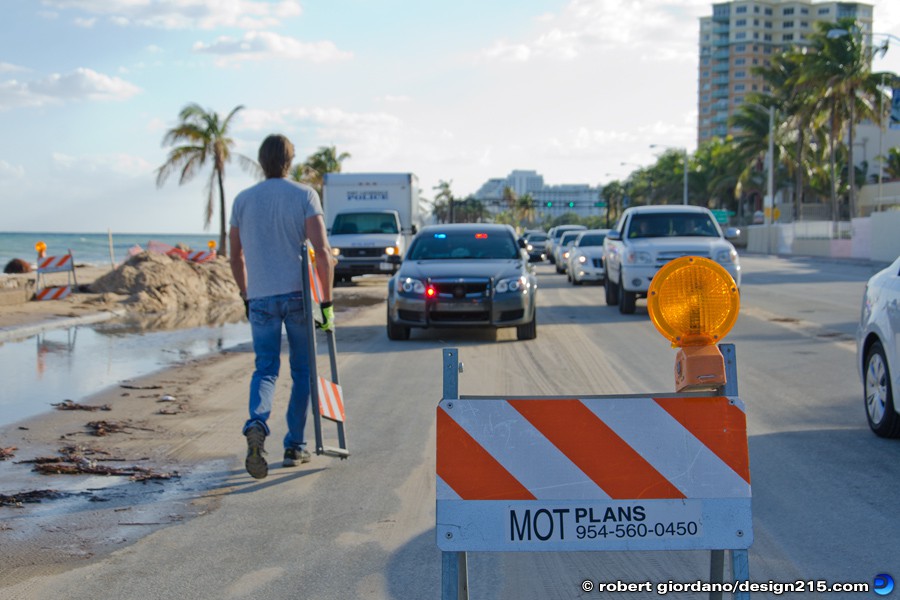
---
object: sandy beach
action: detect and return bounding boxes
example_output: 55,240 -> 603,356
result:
0,261 -> 387,587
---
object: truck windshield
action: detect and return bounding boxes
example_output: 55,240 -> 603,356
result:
628,214 -> 719,239
332,213 -> 399,235
408,232 -> 519,260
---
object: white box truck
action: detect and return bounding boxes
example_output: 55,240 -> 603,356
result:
323,173 -> 423,282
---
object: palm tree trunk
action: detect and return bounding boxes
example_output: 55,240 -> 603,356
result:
829,102 -> 838,238
847,92 -> 856,222
217,168 -> 227,257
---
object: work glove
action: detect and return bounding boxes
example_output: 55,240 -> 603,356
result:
317,301 -> 335,332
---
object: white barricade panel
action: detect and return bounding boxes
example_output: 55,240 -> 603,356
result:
436,395 -> 752,552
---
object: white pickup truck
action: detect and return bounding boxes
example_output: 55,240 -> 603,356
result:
602,205 -> 741,314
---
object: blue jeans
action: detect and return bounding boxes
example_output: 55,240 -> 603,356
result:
242,292 -> 310,451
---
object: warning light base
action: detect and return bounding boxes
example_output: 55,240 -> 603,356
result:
675,345 -> 726,392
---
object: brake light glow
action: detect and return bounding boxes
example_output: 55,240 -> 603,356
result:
475,233 -> 488,239
426,285 -> 437,298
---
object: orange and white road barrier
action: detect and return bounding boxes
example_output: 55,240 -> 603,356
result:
317,376 -> 345,423
34,285 -> 72,301
34,252 -> 77,302
436,393 -> 751,553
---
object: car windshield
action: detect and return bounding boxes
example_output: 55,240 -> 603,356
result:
331,212 -> 399,235
408,231 -> 520,260
577,234 -> 606,247
527,233 -> 548,242
553,227 -> 583,241
627,213 -> 719,239
560,233 -> 580,245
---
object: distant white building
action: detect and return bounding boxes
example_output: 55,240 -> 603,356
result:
473,170 -> 604,219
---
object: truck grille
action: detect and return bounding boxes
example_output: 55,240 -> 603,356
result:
342,248 -> 385,258
655,251 -> 709,268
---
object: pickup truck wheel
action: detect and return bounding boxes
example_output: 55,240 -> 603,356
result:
605,276 -> 619,305
386,307 -> 410,340
618,284 -> 636,314
516,312 -> 537,340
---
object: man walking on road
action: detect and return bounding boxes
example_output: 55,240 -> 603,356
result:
229,133 -> 335,479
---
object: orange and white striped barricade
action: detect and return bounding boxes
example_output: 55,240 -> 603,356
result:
437,346 -> 751,600
302,242 -> 348,459
34,252 -> 78,301
186,250 -> 216,263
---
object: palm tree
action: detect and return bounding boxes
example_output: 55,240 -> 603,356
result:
802,19 -> 887,220
434,180 -> 455,223
156,103 -> 258,257
884,148 -> 900,181
291,145 -> 351,199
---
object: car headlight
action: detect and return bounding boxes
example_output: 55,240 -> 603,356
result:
496,276 -> 527,293
385,246 -> 400,256
399,277 -> 426,295
578,255 -> 587,264
626,251 -> 653,265
331,247 -> 342,257
716,248 -> 738,264
526,244 -> 534,251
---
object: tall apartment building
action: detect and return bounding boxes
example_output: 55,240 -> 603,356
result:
698,0 -> 874,144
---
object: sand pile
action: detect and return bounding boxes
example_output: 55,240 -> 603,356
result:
90,252 -> 241,313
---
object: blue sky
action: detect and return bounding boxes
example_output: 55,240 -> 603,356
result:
2,0 -> 899,234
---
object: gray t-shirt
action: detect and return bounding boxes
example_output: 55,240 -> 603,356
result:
230,178 -> 323,299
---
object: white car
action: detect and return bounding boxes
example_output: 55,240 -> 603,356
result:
856,256 -> 900,438
554,231 -> 582,274
566,229 -> 610,285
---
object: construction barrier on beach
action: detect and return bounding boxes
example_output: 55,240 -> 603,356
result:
34,252 -> 77,301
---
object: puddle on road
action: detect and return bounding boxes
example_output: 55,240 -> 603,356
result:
0,312 -> 251,427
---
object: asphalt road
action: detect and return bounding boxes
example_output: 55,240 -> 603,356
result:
10,253 -> 900,600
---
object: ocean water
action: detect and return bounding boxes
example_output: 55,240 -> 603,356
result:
0,231 -> 222,269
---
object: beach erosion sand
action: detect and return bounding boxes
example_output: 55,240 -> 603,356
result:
0,257 -> 387,588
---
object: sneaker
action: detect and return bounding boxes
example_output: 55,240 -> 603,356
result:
244,424 -> 268,479
283,447 -> 311,467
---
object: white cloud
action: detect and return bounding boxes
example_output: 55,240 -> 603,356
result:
40,0 -> 303,30
0,159 -> 26,181
0,63 -> 28,73
73,16 -> 96,27
0,68 -> 140,110
52,152 -> 154,176
193,31 -> 351,66
482,0 -> 708,63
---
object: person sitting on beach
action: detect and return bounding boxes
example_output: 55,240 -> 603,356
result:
228,134 -> 335,479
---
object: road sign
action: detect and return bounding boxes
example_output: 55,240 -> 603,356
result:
710,209 -> 734,224
436,394 -> 751,552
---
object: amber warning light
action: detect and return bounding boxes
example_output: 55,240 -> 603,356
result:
647,256 -> 740,392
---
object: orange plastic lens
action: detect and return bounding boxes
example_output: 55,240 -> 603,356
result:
647,256 -> 739,347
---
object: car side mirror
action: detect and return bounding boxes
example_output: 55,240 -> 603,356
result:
724,227 -> 740,240
607,230 -> 622,241
411,225 -> 418,235
518,238 -> 528,249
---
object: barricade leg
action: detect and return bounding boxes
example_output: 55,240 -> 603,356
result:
732,549 -> 750,600
441,552 -> 468,600
709,550 -> 725,600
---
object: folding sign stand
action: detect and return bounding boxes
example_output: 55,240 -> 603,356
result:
302,243 -> 349,459
34,251 -> 78,301
438,345 -> 751,600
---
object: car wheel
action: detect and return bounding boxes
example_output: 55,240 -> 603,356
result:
572,274 -> 582,286
864,341 -> 900,438
386,306 -> 410,341
618,283 -> 636,314
605,276 -> 619,306
516,312 -> 537,341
